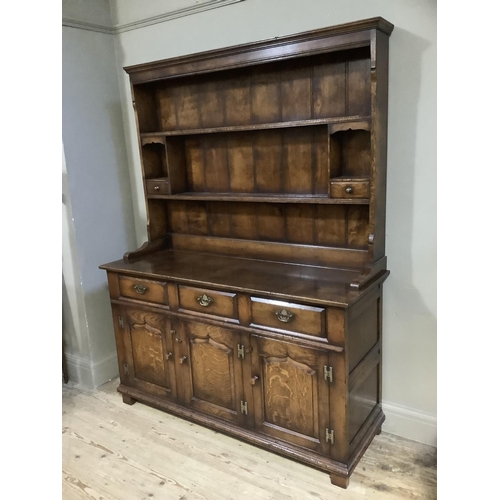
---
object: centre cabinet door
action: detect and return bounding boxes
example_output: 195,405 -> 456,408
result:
173,319 -> 248,426
120,306 -> 177,400
250,335 -> 332,456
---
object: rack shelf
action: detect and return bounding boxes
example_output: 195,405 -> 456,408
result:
140,116 -> 371,140
146,192 -> 370,204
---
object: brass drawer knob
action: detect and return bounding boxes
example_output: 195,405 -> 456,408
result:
166,352 -> 173,360
154,185 -> 160,191
275,309 -> 294,323
250,375 -> 259,386
180,355 -> 187,364
345,186 -> 353,194
197,294 -> 214,307
133,284 -> 148,294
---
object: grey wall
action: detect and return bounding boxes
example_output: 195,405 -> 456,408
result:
62,1 -> 136,387
62,0 -> 436,444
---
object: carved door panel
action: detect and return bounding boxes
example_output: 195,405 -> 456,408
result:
122,307 -> 176,400
175,319 -> 246,425
250,335 -> 331,455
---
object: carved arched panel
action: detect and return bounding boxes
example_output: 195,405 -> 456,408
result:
178,320 -> 245,425
126,310 -> 168,389
251,335 -> 331,454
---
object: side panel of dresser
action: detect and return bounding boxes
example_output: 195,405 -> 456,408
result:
345,283 -> 384,460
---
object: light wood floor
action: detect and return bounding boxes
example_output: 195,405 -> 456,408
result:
62,379 -> 437,500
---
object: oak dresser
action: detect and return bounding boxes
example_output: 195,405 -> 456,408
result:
100,17 -> 393,488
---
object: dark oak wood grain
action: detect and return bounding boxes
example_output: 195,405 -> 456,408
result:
100,18 -> 393,489
176,320 -> 245,425
250,335 -> 331,455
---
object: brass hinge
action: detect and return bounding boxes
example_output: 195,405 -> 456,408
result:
118,316 -> 124,329
324,365 -> 333,382
237,344 -> 245,359
123,363 -> 129,375
240,401 -> 248,415
326,428 -> 335,445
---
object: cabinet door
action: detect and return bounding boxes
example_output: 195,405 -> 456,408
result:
122,307 -> 176,400
250,335 -> 331,455
175,319 -> 246,425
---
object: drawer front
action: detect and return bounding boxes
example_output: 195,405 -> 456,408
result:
330,180 -> 370,199
178,285 -> 238,319
119,276 -> 168,304
146,179 -> 170,195
250,297 -> 326,338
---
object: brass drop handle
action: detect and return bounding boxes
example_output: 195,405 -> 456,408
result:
345,186 -> 353,194
133,284 -> 148,294
250,376 -> 259,386
275,309 -> 294,323
179,355 -> 187,364
166,352 -> 173,360
197,294 -> 214,307
154,185 -> 160,191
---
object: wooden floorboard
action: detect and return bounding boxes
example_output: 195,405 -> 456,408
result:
62,379 -> 436,500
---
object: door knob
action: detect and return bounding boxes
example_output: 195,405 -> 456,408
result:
250,375 -> 259,386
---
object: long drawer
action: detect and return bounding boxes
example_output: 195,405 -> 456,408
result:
178,285 -> 238,320
250,297 -> 326,339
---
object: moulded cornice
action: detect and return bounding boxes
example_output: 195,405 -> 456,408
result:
62,0 -> 245,35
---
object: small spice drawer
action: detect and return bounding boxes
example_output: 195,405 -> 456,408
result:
178,285 -> 238,319
250,297 -> 326,338
119,275 -> 168,305
330,179 -> 370,199
146,178 -> 170,195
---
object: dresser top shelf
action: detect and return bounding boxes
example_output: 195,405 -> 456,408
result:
146,192 -> 370,204
100,250 -> 388,308
140,116 -> 371,138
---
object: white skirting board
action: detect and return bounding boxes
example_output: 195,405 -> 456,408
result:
65,351 -> 118,389
382,401 -> 437,446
